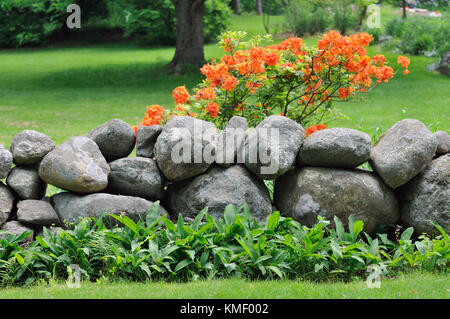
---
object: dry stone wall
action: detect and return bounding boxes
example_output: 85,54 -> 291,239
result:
0,116 -> 448,242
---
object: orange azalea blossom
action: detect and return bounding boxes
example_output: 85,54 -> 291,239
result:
306,124 -> 327,137
206,102 -> 219,118
195,87 -> 216,101
397,56 -> 411,75
141,104 -> 165,126
397,56 -> 410,68
172,86 -> 190,105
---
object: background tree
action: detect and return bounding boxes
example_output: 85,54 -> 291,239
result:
170,0 -> 207,73
234,0 -> 241,14
256,0 -> 263,15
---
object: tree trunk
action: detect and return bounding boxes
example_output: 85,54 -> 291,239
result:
256,0 -> 263,16
170,0 -> 206,74
235,0 -> 241,15
402,0 -> 407,19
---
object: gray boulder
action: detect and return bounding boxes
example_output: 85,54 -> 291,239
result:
433,130 -> 450,155
438,51 -> 450,77
39,137 -> 110,193
397,154 -> 449,236
17,200 -> 61,226
9,130 -> 55,165
0,144 -> 13,179
51,192 -> 168,227
154,116 -> 218,182
244,115 -> 304,180
136,125 -> 163,158
297,128 -> 372,168
107,157 -> 165,200
0,221 -> 33,243
274,167 -> 399,235
7,165 -> 46,200
370,119 -> 437,189
88,119 -> 136,161
215,116 -> 248,167
165,165 -> 272,222
0,183 -> 15,227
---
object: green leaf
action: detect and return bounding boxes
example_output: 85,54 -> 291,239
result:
177,214 -> 186,238
224,204 -> 236,225
163,218 -> 177,232
267,266 -> 283,278
175,259 -> 193,272
267,211 -> 280,231
35,236 -> 49,248
334,216 -> 344,241
352,220 -> 364,241
415,241 -> 427,256
401,227 -> 414,241
14,253 -> 24,265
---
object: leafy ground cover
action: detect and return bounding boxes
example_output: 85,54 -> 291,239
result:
0,271 -> 448,299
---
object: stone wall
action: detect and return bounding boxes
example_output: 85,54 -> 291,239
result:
1,116 -> 449,242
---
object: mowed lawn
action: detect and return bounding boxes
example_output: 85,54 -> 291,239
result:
0,271 -> 449,299
0,14 -> 449,147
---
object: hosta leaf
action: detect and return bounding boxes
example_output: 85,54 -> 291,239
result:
224,204 -> 236,225
401,227 -> 414,241
175,259 -> 193,272
267,266 -> 283,278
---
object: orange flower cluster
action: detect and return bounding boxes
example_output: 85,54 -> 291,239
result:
133,104 -> 166,134
206,102 -> 219,118
397,56 -> 411,75
195,87 -> 216,101
172,86 -> 190,105
306,124 -> 327,137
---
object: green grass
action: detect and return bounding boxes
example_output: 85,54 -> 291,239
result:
0,11 -> 448,147
0,272 -> 448,299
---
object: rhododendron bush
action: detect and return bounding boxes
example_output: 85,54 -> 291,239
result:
134,31 -> 410,131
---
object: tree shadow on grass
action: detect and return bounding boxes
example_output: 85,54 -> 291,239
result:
31,61 -> 203,90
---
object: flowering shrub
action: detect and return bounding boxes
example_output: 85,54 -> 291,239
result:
134,30 -> 410,131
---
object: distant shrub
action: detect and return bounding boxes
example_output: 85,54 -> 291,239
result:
239,0 -> 286,15
284,0 -> 331,36
386,16 -> 450,57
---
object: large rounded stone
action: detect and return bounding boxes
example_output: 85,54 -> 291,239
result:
39,137 -> 110,193
0,144 -> 13,179
136,125 -> 163,158
215,116 -> 248,167
6,165 -> 46,200
274,167 -> 399,234
17,200 -> 61,226
297,128 -> 371,168
51,192 -> 168,227
154,116 -> 218,182
0,182 -> 15,227
88,119 -> 136,161
0,221 -> 33,243
370,119 -> 437,189
397,154 -> 449,236
165,165 -> 272,222
107,157 -> 165,200
9,130 -> 55,165
433,130 -> 450,155
244,115 -> 305,180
